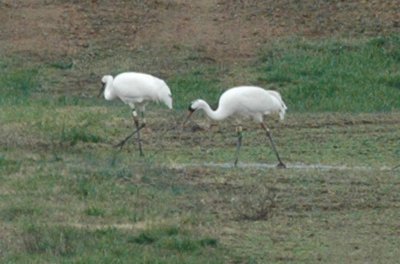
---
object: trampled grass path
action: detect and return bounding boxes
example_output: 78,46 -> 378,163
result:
170,162 -> 395,171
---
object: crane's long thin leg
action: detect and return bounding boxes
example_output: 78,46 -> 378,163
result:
114,123 -> 145,149
136,111 -> 145,157
234,126 -> 243,167
114,107 -> 146,157
261,122 -> 286,168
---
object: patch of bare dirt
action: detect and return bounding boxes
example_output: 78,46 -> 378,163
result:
1,0 -> 399,62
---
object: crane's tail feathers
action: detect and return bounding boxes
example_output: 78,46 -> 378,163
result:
279,108 -> 285,121
268,90 -> 287,121
279,99 -> 287,121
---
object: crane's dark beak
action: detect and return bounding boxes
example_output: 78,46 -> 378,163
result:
182,106 -> 195,127
98,82 -> 105,98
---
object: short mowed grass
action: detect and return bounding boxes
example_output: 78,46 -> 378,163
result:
1,36 -> 400,263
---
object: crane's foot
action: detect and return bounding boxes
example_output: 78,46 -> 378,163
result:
114,124 -> 146,150
138,144 -> 145,157
276,162 -> 286,169
114,139 -> 129,149
114,133 -> 135,150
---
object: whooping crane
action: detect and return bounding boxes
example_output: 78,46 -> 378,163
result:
99,72 -> 172,156
184,86 -> 287,168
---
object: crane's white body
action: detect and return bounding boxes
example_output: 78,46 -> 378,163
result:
190,86 -> 286,122
188,86 -> 287,167
101,72 -> 173,110
100,72 -> 172,155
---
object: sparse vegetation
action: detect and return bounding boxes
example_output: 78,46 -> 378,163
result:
233,185 -> 279,221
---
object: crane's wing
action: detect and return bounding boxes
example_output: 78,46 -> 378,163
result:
113,72 -> 165,103
223,87 -> 286,119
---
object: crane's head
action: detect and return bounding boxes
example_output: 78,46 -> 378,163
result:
182,100 -> 199,126
189,100 -> 204,111
98,75 -> 110,97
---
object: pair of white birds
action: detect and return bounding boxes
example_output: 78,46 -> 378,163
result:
100,72 -> 287,168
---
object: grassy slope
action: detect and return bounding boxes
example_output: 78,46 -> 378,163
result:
1,2 -> 400,263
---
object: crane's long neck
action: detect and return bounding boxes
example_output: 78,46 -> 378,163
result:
104,76 -> 117,100
196,100 -> 228,121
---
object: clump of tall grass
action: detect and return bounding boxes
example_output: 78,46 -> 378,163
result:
128,225 -> 218,252
13,223 -> 220,263
60,125 -> 102,146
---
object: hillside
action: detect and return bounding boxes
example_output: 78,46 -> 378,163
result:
0,0 -> 399,99
1,0 -> 399,61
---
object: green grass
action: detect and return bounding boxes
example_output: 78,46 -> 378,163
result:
168,68 -> 222,110
0,65 -> 40,104
258,35 -> 400,112
0,153 -> 225,263
60,124 -> 102,146
137,35 -> 400,113
1,144 -> 400,263
5,36 -> 397,113
1,36 -> 400,263
5,223 -> 221,263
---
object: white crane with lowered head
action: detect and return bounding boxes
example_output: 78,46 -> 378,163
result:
99,72 -> 173,156
184,86 -> 287,168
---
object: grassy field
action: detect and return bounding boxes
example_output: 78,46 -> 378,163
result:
1,32 -> 400,264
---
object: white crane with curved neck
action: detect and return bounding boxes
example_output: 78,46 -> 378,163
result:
99,72 -> 172,156
184,86 -> 287,168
